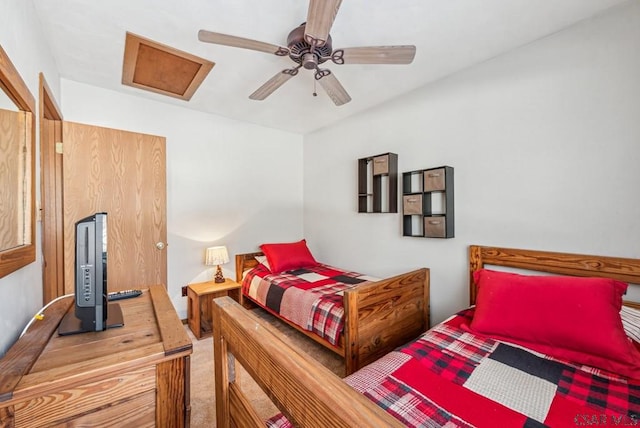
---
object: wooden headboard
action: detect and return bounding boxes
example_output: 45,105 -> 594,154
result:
235,251 -> 263,283
469,245 -> 640,309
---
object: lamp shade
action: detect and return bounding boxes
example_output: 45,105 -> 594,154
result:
205,246 -> 229,266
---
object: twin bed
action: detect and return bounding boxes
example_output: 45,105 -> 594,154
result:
235,250 -> 429,375
216,245 -> 640,427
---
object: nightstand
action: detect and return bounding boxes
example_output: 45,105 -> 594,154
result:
187,278 -> 241,339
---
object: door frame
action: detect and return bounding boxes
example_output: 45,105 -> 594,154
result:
39,73 -> 65,304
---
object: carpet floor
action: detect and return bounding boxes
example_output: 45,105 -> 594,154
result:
188,307 -> 344,427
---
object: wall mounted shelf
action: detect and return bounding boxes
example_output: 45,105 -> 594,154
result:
402,166 -> 454,238
358,153 -> 398,213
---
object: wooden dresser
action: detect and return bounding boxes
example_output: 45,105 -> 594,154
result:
0,285 -> 192,427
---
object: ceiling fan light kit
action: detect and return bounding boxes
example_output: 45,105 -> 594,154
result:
198,0 -> 416,106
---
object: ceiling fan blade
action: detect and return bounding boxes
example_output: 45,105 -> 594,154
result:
305,0 -> 342,47
198,30 -> 289,56
249,68 -> 299,100
333,46 -> 416,65
317,70 -> 351,106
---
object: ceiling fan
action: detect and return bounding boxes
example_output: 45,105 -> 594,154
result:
198,0 -> 416,106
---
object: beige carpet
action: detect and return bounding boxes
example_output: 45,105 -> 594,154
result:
188,307 -> 344,427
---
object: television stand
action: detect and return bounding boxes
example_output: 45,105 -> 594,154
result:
0,285 -> 192,427
58,302 -> 124,336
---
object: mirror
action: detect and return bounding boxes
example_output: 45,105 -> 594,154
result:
0,44 -> 36,278
0,89 -> 28,251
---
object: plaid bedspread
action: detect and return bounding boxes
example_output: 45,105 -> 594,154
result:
242,263 -> 376,346
268,309 -> 640,427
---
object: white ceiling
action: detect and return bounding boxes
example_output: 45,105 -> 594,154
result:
32,0 -> 627,134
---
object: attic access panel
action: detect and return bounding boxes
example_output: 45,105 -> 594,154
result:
122,32 -> 214,101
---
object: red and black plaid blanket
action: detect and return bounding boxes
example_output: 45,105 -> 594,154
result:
268,309 -> 640,427
242,263 -> 377,346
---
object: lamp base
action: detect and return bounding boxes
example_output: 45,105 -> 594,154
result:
214,265 -> 225,283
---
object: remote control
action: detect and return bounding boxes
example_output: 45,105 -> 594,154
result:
108,289 -> 142,301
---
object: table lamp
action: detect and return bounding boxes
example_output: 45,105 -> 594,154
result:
205,245 -> 229,283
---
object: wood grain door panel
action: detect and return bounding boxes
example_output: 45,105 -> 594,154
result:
62,121 -> 167,293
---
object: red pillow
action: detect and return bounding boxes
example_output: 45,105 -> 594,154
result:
468,269 -> 640,379
259,239 -> 318,274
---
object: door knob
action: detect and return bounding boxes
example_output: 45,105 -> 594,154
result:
156,241 -> 166,250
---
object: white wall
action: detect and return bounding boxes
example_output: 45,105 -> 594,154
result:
303,1 -> 640,325
61,80 -> 304,319
0,0 -> 61,356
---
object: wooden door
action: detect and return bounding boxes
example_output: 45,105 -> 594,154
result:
62,121 -> 167,293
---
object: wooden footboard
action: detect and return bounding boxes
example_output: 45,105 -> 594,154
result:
235,252 -> 429,375
212,296 -> 403,428
344,268 -> 429,374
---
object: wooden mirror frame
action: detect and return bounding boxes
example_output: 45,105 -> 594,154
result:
0,44 -> 36,278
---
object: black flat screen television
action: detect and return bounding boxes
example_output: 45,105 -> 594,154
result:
59,212 -> 123,335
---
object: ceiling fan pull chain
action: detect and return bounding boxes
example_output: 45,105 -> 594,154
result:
313,79 -> 317,97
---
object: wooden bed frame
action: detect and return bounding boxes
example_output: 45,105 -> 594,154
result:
468,245 -> 640,309
214,245 -> 640,427
235,252 -> 430,375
